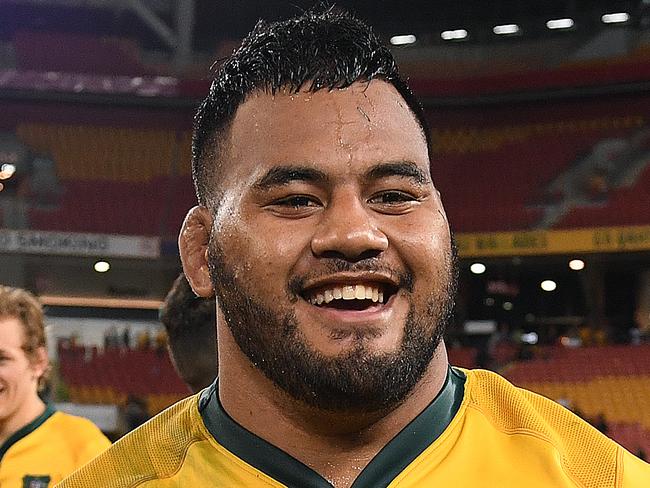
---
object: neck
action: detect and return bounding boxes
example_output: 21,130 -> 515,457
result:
0,393 -> 46,446
218,328 -> 449,488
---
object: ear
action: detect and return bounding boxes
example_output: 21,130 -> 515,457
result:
29,346 -> 49,379
179,206 -> 215,297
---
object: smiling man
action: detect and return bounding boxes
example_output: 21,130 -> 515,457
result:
59,7 -> 649,488
200,80 -> 456,423
0,286 -> 110,486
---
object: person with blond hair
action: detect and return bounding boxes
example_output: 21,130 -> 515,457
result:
0,285 -> 110,487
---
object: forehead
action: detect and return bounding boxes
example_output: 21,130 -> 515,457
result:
224,80 -> 429,180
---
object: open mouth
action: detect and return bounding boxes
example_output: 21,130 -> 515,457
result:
303,283 -> 398,311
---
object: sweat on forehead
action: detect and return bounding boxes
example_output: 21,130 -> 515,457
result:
229,81 -> 424,151
204,80 -> 428,200
200,82 -> 431,212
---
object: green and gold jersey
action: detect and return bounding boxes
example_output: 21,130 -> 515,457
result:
0,405 -> 111,487
57,368 -> 650,487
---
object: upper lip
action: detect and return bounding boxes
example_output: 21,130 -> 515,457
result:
301,272 -> 400,294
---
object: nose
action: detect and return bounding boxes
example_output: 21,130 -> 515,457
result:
311,195 -> 388,261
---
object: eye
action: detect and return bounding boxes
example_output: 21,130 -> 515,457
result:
369,191 -> 416,205
368,190 -> 422,214
275,195 -> 320,208
266,194 -> 322,217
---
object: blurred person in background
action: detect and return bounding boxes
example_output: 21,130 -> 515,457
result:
121,326 -> 131,350
123,394 -> 150,432
136,329 -> 152,351
159,273 -> 217,393
0,285 -> 110,486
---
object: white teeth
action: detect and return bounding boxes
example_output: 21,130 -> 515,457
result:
342,286 -> 355,300
309,284 -> 387,306
355,285 -> 366,299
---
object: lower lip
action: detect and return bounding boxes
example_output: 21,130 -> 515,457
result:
303,293 -> 398,324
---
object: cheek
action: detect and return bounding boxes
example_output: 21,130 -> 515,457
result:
219,217 -> 312,289
393,219 -> 451,283
0,364 -> 26,388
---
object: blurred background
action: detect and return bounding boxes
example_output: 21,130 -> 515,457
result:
0,0 -> 648,455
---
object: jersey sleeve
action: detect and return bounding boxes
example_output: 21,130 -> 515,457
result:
619,448 -> 650,487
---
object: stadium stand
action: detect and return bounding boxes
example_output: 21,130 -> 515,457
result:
13,31 -> 145,76
430,115 -> 642,232
4,122 -> 194,236
14,124 -> 189,182
555,163 -> 650,228
447,346 -> 478,369
58,343 -> 188,415
504,345 -> 650,454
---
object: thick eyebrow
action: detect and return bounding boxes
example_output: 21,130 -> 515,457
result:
365,161 -> 430,185
253,165 -> 329,191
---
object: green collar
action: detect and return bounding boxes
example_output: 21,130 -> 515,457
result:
199,367 -> 465,488
0,404 -> 55,462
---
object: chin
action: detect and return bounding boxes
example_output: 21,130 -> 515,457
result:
310,327 -> 403,359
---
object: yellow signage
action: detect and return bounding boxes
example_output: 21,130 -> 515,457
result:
456,225 -> 650,257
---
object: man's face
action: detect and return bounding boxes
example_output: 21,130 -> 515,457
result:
208,80 -> 455,412
0,316 -> 40,421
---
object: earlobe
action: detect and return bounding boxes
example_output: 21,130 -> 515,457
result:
179,206 -> 215,297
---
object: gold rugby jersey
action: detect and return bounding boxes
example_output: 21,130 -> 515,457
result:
0,405 -> 111,487
57,368 -> 650,487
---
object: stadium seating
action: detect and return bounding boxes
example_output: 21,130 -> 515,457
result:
13,31 -> 145,76
429,116 -> 641,232
58,344 -> 189,415
503,345 -> 650,454
15,124 -> 190,182
13,123 -> 194,236
555,163 -> 650,228
447,346 -> 478,369
609,422 -> 650,456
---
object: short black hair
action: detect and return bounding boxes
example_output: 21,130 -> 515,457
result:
192,6 -> 432,206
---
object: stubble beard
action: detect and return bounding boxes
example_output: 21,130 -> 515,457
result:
208,242 -> 457,414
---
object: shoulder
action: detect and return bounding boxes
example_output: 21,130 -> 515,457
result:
49,411 -> 104,435
461,368 -> 627,486
461,368 -> 582,424
47,411 -> 111,464
57,395 -> 207,488
462,368 -> 608,440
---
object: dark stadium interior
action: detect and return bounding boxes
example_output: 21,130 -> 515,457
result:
0,0 -> 649,455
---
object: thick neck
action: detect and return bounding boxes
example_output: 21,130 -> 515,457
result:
217,323 -> 450,486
